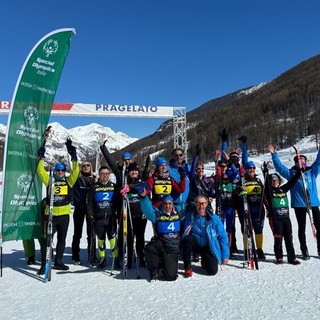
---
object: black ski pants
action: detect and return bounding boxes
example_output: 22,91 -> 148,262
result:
41,214 -> 69,263
294,206 -> 320,253
269,217 -> 296,261
71,206 -> 96,260
94,216 -> 117,242
183,234 -> 218,276
145,238 -> 178,281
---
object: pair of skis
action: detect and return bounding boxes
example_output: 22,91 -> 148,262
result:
44,169 -> 55,282
292,146 -> 317,240
110,163 -> 140,278
239,166 -> 259,270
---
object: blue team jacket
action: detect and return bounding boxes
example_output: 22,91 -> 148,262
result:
272,150 -> 320,208
182,208 -> 229,264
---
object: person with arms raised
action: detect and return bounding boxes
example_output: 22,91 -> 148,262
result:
269,144 -> 320,259
36,138 -> 80,274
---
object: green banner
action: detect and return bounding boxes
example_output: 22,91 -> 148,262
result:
0,28 -> 75,242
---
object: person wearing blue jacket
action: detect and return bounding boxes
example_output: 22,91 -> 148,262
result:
269,144 -> 320,259
140,194 -> 184,282
168,148 -> 191,211
182,195 -> 229,277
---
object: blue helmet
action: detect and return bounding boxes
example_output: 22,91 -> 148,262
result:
246,161 -> 256,169
54,162 -> 66,171
162,195 -> 174,203
156,157 -> 167,166
122,151 -> 132,160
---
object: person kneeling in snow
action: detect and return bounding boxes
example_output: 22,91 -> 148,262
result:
182,195 -> 229,277
140,190 -> 184,282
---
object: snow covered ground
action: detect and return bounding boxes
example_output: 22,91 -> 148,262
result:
1,138 -> 320,320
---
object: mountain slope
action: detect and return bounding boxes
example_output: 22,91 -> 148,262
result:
119,54 -> 320,164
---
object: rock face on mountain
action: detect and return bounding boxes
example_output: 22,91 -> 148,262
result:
0,122 -> 138,169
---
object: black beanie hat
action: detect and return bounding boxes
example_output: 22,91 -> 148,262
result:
294,155 -> 307,163
127,162 -> 139,172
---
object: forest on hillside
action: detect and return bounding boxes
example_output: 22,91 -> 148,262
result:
121,54 -> 320,164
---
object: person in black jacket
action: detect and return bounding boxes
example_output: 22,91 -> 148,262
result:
263,163 -> 301,265
118,162 -> 148,269
71,161 -> 97,265
87,166 -> 121,269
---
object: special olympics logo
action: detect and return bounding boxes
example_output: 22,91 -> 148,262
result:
17,174 -> 32,192
43,39 -> 58,57
24,105 -> 39,124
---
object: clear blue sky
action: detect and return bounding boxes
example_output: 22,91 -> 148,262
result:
1,0 -> 320,138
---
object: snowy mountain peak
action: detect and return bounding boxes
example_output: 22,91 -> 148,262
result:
0,122 -> 138,164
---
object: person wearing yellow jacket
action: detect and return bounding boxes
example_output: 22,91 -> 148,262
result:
36,138 -> 80,275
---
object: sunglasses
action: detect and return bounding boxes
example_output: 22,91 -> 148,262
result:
247,167 -> 256,170
56,169 -> 65,172
174,153 -> 184,158
82,164 -> 91,168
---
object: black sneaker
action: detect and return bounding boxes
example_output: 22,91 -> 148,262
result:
302,250 -> 310,260
37,265 -> 45,275
27,255 -> 36,265
257,249 -> 266,260
73,259 -> 82,265
53,259 -> 69,271
149,272 -> 159,282
97,257 -> 106,269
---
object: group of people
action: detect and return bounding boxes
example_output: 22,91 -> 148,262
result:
27,130 -> 320,282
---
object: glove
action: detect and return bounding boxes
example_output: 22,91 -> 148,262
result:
219,129 -> 228,142
132,182 -> 150,195
69,146 -> 77,161
65,138 -> 77,161
238,135 -> 247,143
195,144 -> 201,156
142,169 -> 150,181
37,146 -> 46,159
65,138 -> 73,150
120,184 -> 130,196
178,166 -> 187,179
